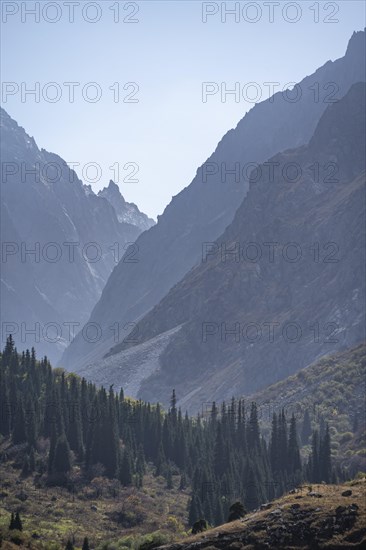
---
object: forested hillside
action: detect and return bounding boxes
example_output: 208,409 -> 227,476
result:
1,338 -> 364,548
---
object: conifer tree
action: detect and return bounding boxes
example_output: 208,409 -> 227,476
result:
166,465 -> 173,489
155,441 -> 165,476
319,423 -> 331,483
12,399 -> 27,444
269,413 -> 279,472
228,501 -> 246,521
29,446 -> 36,472
179,472 -> 187,490
288,414 -> 301,474
25,397 -> 37,447
52,435 -> 72,475
301,409 -> 312,445
10,511 -> 23,531
9,513 -> 15,530
278,409 -> 288,470
170,389 -> 177,424
309,430 -> 320,482
188,493 -> 203,525
214,496 -> 225,526
120,448 -> 133,486
136,444 -> 146,476
0,372 -> 10,436
247,403 -> 260,450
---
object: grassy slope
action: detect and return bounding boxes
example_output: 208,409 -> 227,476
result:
158,479 -> 366,549
0,461 -> 189,549
246,343 -> 366,469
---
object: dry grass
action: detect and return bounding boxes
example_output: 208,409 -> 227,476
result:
0,460 -> 190,549
158,480 -> 366,549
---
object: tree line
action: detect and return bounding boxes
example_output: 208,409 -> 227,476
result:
0,336 -> 340,527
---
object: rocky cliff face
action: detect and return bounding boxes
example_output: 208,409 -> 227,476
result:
0,109 -> 150,362
98,180 -> 155,231
61,30 -> 366,373
90,82 -> 365,412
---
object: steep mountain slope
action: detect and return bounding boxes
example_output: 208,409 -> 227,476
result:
61,30 -> 366,371
246,344 -> 366,473
0,109 -> 151,362
98,180 -> 155,231
100,82 -> 365,411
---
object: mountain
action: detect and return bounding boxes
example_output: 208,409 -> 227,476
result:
98,180 -> 155,231
88,81 -> 366,411
0,109 -> 153,362
61,29 -> 366,373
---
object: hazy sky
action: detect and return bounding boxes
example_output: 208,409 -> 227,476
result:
1,1 -> 365,218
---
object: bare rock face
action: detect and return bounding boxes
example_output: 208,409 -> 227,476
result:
0,110 -> 151,362
98,180 -> 155,231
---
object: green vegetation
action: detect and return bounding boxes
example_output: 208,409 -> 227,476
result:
0,337 -> 364,548
247,343 -> 366,471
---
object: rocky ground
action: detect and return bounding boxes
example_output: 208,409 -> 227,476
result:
158,480 -> 366,549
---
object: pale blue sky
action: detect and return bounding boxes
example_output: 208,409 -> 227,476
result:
1,1 -> 365,218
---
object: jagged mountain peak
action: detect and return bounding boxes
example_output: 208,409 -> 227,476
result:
98,181 -> 155,231
346,27 -> 366,57
101,179 -> 125,199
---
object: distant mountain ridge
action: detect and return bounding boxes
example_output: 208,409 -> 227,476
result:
98,180 -> 155,231
61,30 -> 366,383
0,108 -> 153,362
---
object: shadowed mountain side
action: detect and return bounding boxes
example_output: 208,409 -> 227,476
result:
60,30 -> 366,372
107,82 -> 366,411
0,109 -> 152,362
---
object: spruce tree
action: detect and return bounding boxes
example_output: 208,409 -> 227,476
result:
247,403 -> 260,450
120,448 -> 133,486
12,400 -> 27,444
269,413 -> 279,472
310,430 -> 320,482
9,513 -> 15,530
25,397 -> 37,447
228,501 -> 246,521
278,409 -> 288,471
166,465 -> 173,489
0,372 -> 10,436
82,537 -> 90,550
29,446 -> 36,472
214,496 -> 225,526
179,472 -> 187,490
301,409 -> 312,445
170,389 -> 177,423
13,512 -> 22,531
136,444 -> 146,476
319,424 -> 331,483
188,493 -> 203,525
52,435 -> 72,475
155,442 -> 165,477
288,414 -> 301,474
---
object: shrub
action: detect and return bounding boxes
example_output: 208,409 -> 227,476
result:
137,531 -> 171,549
